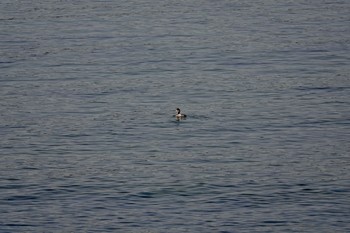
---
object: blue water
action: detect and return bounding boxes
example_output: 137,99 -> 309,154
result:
1,0 -> 349,232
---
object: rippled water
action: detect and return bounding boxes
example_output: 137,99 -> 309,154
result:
1,0 -> 350,232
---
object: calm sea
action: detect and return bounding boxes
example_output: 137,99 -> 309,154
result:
1,0 -> 349,232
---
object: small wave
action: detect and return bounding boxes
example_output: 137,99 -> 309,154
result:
295,86 -> 350,92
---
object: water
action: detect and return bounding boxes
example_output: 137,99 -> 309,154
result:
1,0 -> 349,232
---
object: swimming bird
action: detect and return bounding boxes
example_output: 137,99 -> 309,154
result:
175,108 -> 187,119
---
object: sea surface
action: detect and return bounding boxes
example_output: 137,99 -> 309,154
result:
1,0 -> 349,232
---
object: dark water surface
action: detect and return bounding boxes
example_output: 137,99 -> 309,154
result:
1,0 -> 350,232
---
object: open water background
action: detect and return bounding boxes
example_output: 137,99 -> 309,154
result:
1,0 -> 350,232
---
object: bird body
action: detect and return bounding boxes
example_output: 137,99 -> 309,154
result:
175,108 -> 187,119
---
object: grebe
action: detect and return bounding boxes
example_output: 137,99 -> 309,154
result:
175,108 -> 187,119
